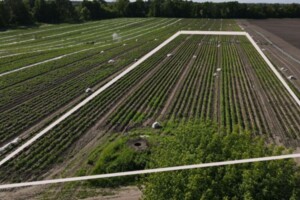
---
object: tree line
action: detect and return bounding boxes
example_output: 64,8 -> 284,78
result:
1,0 -> 300,27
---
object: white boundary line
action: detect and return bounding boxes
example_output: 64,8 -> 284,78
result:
179,31 -> 300,107
0,31 -> 299,169
1,153 -> 300,189
0,19 -> 174,77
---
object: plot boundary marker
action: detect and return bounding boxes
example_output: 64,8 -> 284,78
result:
0,31 -> 299,180
0,153 -> 300,189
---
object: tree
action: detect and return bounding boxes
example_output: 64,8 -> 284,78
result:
0,2 -> 9,27
80,7 -> 91,21
4,0 -> 33,25
55,0 -> 78,22
127,0 -> 146,17
33,0 -> 46,22
115,0 -> 129,17
143,121 -> 300,200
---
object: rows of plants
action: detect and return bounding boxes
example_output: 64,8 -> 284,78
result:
2,18 -> 154,53
0,18 -> 143,50
0,19 -> 210,117
0,19 -> 184,98
0,20 -> 107,42
0,35 -> 188,182
164,35 -> 295,139
239,36 -> 300,141
0,26 -> 186,145
0,41 -> 147,108
105,36 -> 202,130
0,18 -> 175,76
0,19 -> 146,73
220,36 -> 266,134
0,19 -> 243,181
0,18 -> 163,76
0,18 -> 162,72
167,36 -> 218,122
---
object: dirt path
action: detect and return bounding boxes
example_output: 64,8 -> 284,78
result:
0,184 -> 142,200
213,35 -> 222,126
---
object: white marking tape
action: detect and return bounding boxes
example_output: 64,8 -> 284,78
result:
0,153 -> 299,189
1,31 -> 299,172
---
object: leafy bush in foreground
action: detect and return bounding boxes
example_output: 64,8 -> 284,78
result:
144,121 -> 300,200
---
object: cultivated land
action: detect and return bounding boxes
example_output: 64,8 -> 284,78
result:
0,18 -> 299,199
249,19 -> 300,49
239,19 -> 300,94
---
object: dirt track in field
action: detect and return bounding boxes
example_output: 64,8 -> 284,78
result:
238,19 -> 300,93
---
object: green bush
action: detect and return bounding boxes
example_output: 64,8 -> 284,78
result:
89,136 -> 150,187
143,121 -> 300,200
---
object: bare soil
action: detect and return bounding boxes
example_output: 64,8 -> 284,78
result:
0,185 -> 142,200
248,19 -> 300,50
238,19 -> 300,92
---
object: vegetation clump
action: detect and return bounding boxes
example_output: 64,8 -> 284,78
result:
86,120 -> 300,199
143,121 -> 300,200
89,135 -> 151,187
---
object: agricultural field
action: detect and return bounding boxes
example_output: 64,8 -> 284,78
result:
0,18 -> 299,199
238,19 -> 300,94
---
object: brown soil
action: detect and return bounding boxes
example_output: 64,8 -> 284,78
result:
213,35 -> 222,126
248,19 -> 300,50
0,185 -> 142,200
127,138 -> 149,151
238,19 -> 300,92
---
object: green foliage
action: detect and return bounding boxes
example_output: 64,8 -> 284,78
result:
89,136 -> 150,187
2,0 -> 300,28
79,7 -> 91,21
143,121 -> 300,200
3,0 -> 33,25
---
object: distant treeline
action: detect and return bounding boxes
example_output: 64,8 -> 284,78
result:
1,0 -> 300,27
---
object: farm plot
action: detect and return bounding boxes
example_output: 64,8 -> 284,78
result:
0,34 -> 193,182
1,32 -> 299,184
105,35 -> 300,143
0,20 -> 244,183
238,20 -> 300,97
0,19 -> 238,151
0,19 -> 182,147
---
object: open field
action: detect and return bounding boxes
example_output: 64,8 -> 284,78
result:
249,19 -> 300,49
239,19 -> 300,94
0,18 -> 300,199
